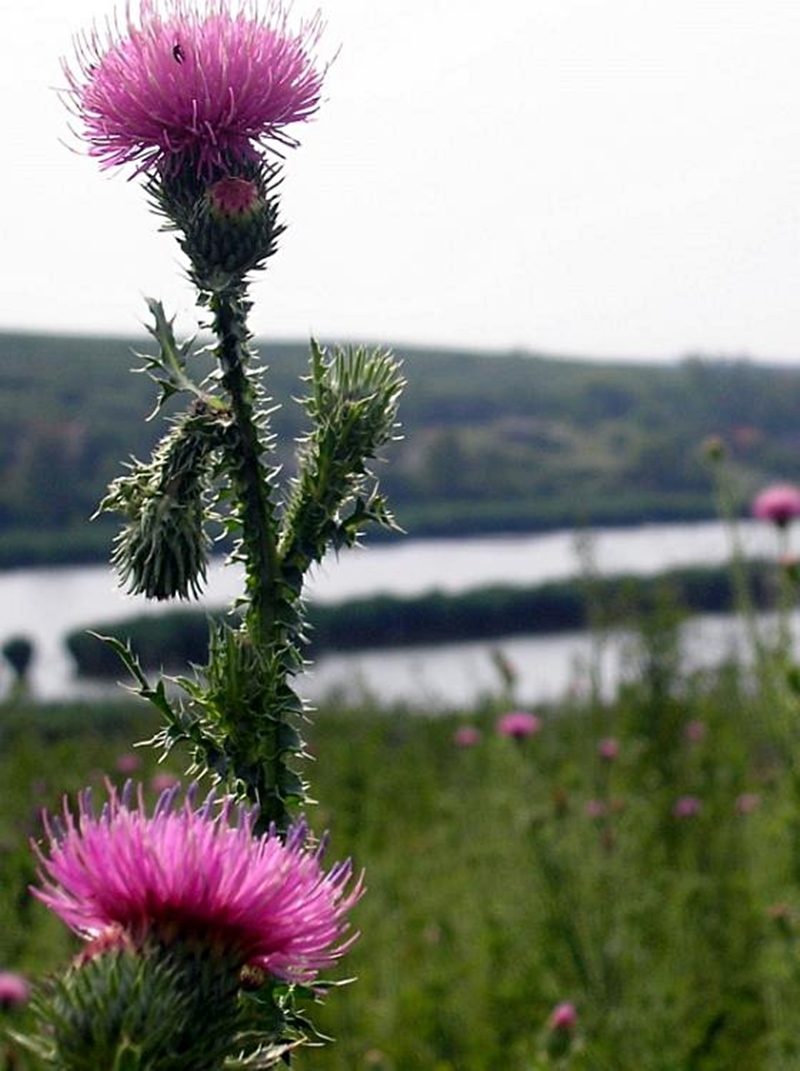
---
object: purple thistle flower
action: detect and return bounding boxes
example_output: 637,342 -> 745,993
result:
0,971 -> 30,1008
549,1001 -> 578,1032
496,710 -> 542,740
63,0 -> 325,176
673,795 -> 702,819
454,725 -> 482,747
752,483 -> 800,528
32,782 -> 362,984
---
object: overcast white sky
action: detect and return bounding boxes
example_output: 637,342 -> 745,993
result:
3,0 -> 800,362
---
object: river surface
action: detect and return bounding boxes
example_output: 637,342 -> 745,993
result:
1,519 -> 792,707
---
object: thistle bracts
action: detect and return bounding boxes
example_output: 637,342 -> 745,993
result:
23,782 -> 361,1069
280,340 -> 405,577
147,157 -> 285,290
100,400 -> 229,600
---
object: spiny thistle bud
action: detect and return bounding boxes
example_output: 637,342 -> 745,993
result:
183,173 -> 284,286
100,403 -> 228,600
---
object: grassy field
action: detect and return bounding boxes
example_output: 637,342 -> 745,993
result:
4,597 -> 800,1069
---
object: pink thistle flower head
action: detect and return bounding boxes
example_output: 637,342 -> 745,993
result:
684,719 -> 707,744
673,795 -> 702,819
114,752 -> 141,773
549,1001 -> 578,1032
753,483 -> 800,528
584,799 -> 607,820
32,781 -> 362,984
63,0 -> 326,176
0,971 -> 30,1008
454,725 -> 482,748
597,737 -> 619,762
496,710 -> 542,740
736,792 -> 761,815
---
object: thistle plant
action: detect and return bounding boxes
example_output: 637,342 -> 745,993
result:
18,2 -> 404,1065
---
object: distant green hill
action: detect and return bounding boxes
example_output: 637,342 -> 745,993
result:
2,330 -> 799,566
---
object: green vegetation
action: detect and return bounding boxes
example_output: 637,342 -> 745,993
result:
4,622 -> 800,1068
3,331 -> 800,565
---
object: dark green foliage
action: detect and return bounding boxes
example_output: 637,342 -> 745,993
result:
65,561 -> 773,676
2,636 -> 34,680
1,657 -> 799,1070
3,334 -> 800,563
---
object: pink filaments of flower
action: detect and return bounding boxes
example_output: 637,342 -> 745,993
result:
496,711 -> 542,740
63,1 -> 325,175
32,782 -> 362,984
753,483 -> 800,528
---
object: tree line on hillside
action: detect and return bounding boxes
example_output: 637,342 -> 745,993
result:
2,331 -> 800,565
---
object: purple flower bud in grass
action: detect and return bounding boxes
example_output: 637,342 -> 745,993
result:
0,971 -> 30,1008
63,0 -> 325,176
32,782 -> 362,984
736,792 -> 761,815
114,752 -> 140,774
673,795 -> 702,819
584,799 -> 607,820
454,726 -> 482,747
597,737 -> 619,762
549,1002 -> 578,1032
684,719 -> 707,743
753,483 -> 800,528
496,711 -> 542,740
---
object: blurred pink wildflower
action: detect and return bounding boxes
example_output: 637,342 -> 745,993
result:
0,971 -> 30,1008
114,752 -> 141,773
549,1002 -> 578,1032
150,771 -> 181,793
454,726 -> 482,747
597,737 -> 619,762
736,792 -> 761,815
63,0 -> 325,175
684,719 -> 707,744
584,799 -> 607,820
33,782 -> 362,983
673,795 -> 702,819
496,711 -> 542,740
753,483 -> 800,528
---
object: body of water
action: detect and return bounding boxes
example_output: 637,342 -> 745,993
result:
0,519 -> 788,706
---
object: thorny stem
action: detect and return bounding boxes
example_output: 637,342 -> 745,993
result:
211,287 -> 279,647
210,286 -> 293,832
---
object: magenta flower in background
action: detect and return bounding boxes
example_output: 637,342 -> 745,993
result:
673,795 -> 702,819
684,719 -> 707,744
549,1002 -> 578,1032
454,726 -> 482,747
63,0 -> 325,175
114,752 -> 141,774
150,772 -> 181,793
736,792 -> 761,815
0,971 -> 30,1008
752,483 -> 800,528
597,737 -> 619,762
33,782 -> 362,983
496,711 -> 542,740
